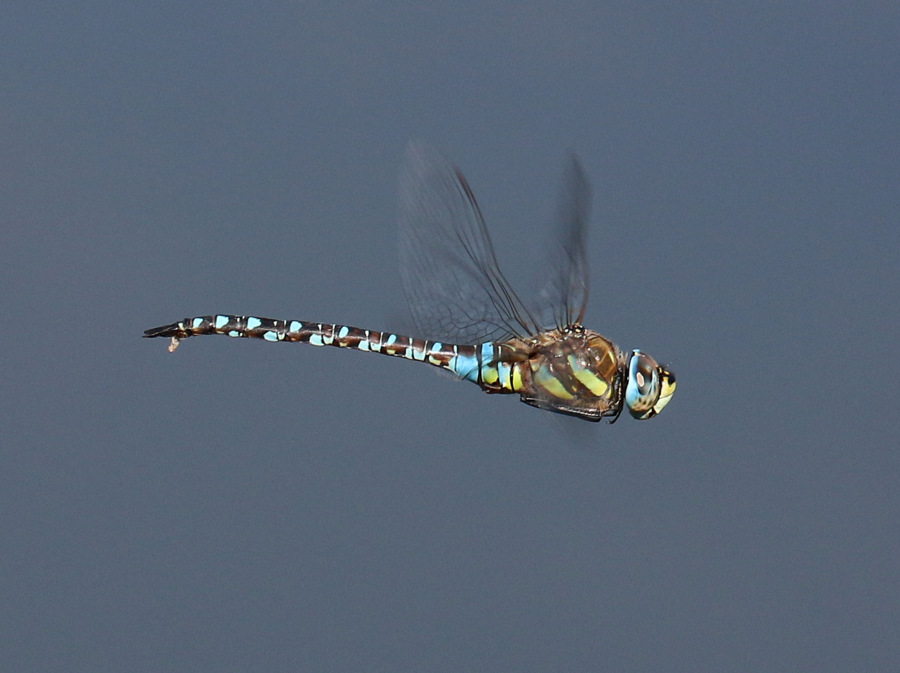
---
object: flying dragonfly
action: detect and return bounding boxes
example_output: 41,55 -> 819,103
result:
145,143 -> 675,422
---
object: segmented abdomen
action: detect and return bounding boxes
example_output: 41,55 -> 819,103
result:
143,314 -> 524,393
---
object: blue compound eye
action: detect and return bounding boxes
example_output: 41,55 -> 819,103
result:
635,354 -> 655,393
624,350 -> 676,420
625,351 -> 661,420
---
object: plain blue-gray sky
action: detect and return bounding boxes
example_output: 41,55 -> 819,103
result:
2,3 -> 898,671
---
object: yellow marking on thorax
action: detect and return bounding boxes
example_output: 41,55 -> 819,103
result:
533,364 -> 574,400
567,355 -> 609,397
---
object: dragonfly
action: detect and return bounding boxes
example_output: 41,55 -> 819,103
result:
145,143 -> 675,422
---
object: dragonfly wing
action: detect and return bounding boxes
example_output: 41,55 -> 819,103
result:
537,153 -> 591,330
398,142 -> 541,343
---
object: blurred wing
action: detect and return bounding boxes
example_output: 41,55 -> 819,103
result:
399,143 -> 541,343
538,153 -> 592,330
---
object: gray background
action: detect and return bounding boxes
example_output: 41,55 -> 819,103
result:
3,3 -> 898,671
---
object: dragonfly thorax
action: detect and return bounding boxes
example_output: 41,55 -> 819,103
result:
507,326 -> 628,422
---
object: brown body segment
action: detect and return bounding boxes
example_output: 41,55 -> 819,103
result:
501,326 -> 627,422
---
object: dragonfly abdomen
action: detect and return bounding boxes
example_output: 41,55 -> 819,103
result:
143,315 -> 523,393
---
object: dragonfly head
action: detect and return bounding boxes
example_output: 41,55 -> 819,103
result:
624,350 -> 676,420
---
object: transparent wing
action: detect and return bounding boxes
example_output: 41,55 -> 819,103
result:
398,143 -> 542,343
537,153 -> 591,330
